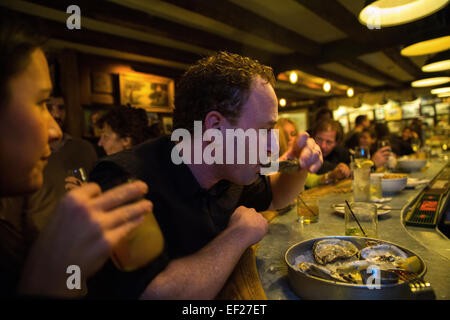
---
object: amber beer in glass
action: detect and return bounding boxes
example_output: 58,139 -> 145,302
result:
111,179 -> 164,271
111,208 -> 164,271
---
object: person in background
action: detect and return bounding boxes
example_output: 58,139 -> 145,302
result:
315,107 -> 333,123
274,118 -> 298,156
97,105 -> 152,156
345,114 -> 370,149
0,10 -> 153,298
45,96 -> 98,192
395,126 -> 416,156
306,106 -> 334,136
305,119 -> 351,188
357,128 -> 392,169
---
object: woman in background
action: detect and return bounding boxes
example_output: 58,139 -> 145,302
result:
274,118 -> 298,156
97,105 -> 155,156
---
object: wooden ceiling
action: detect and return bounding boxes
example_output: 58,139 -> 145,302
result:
2,0 -> 449,103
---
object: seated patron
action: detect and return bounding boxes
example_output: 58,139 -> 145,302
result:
305,119 -> 351,188
97,105 -> 153,156
274,118 -> 298,156
357,128 -> 392,169
88,52 -> 323,299
344,114 -> 370,149
0,10 -> 152,298
44,96 -> 98,193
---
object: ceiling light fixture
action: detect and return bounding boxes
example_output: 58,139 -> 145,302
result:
431,87 -> 450,94
359,0 -> 449,28
422,50 -> 450,72
289,71 -> 298,84
401,35 -> 450,56
437,92 -> 450,98
323,81 -> 331,93
347,87 -> 354,97
279,98 -> 287,107
411,77 -> 450,87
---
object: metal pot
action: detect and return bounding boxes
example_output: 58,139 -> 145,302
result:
285,236 -> 435,300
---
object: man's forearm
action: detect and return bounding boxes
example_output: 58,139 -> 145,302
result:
140,226 -> 252,300
269,169 -> 308,210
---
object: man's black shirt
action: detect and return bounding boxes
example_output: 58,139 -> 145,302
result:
317,144 -> 350,175
87,136 -> 273,298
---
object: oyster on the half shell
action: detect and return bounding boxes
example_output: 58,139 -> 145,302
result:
360,244 -> 408,266
313,239 -> 359,265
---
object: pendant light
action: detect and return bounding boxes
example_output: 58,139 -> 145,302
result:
359,0 -> 449,28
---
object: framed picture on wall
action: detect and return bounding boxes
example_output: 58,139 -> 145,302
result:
385,102 -> 402,121
119,73 -> 174,113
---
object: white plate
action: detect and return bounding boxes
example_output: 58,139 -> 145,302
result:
331,203 -> 391,216
370,197 -> 392,203
406,178 -> 430,188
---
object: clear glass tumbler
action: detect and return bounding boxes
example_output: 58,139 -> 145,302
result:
297,194 -> 319,224
345,202 -> 377,237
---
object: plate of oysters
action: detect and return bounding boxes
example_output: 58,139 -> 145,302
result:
285,236 -> 435,300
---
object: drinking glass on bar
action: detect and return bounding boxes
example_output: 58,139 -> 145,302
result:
351,147 -> 371,201
296,194 -> 319,224
352,163 -> 371,202
370,173 -> 383,200
344,202 -> 377,237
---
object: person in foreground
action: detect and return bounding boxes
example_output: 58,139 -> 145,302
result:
0,10 -> 152,298
89,52 -> 323,299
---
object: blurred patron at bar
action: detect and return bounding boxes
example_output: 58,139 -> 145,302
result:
0,10 -> 153,298
305,120 -> 350,188
96,105 -> 155,156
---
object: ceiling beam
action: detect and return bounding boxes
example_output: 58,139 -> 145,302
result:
339,59 -> 404,88
293,0 -> 369,42
5,7 -> 202,66
26,0 -> 277,65
317,8 -> 450,64
163,0 -> 321,56
382,47 -> 426,79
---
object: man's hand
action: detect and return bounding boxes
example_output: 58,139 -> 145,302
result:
227,206 -> 268,247
329,163 -> 351,181
19,180 -> 152,297
372,146 -> 391,168
64,176 -> 84,191
140,205 -> 268,300
283,132 -> 323,173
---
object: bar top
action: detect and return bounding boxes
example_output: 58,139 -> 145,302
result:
255,160 -> 450,300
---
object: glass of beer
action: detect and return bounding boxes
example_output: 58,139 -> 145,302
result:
297,194 -> 319,224
111,180 -> 164,271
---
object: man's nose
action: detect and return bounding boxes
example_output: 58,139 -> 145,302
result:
318,141 -> 326,152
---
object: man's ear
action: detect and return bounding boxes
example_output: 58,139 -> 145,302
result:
121,136 -> 133,149
204,111 -> 226,131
